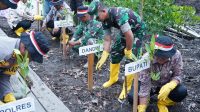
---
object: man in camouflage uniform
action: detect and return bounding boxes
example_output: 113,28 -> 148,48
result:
88,0 -> 102,17
69,6 -> 104,67
128,36 -> 187,112
96,5 -> 146,99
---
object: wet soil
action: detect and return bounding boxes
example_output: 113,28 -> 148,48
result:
0,1 -> 200,111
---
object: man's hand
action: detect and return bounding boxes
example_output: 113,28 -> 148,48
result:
69,41 -> 77,46
52,28 -> 59,34
41,24 -> 46,32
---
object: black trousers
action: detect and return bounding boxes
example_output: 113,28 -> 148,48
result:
12,20 -> 33,31
127,81 -> 188,104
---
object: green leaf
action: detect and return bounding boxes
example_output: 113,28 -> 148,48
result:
132,53 -> 138,61
150,72 -> 160,81
150,35 -> 155,54
145,43 -> 151,54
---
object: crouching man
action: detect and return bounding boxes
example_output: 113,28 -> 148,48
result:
128,36 -> 187,112
0,32 -> 50,104
69,6 -> 104,68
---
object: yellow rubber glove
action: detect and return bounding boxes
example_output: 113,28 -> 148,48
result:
96,51 -> 109,70
4,93 -> 16,103
138,105 -> 147,112
34,15 -> 43,21
124,48 -> 133,59
158,80 -> 177,101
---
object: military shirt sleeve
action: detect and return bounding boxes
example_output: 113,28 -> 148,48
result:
115,10 -> 131,33
102,22 -> 111,36
72,24 -> 83,41
81,21 -> 103,45
138,69 -> 151,97
171,50 -> 183,83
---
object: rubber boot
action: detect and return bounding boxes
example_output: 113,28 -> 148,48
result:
118,74 -> 134,99
3,93 -> 16,103
103,63 -> 120,88
157,97 -> 175,112
15,27 -> 25,36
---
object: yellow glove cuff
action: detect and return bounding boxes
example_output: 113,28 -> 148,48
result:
102,50 -> 109,57
124,48 -> 133,59
138,105 -> 147,112
124,48 -> 132,54
168,80 -> 178,90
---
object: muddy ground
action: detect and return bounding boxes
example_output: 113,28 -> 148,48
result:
0,1 -> 200,112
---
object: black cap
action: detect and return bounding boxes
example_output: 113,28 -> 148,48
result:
154,36 -> 176,58
20,31 -> 50,63
2,0 -> 19,9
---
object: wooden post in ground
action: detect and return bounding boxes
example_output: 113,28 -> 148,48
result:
88,53 -> 94,91
37,0 -> 40,31
133,73 -> 139,112
132,1 -> 144,112
62,27 -> 67,59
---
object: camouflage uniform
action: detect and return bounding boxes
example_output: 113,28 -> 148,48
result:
73,19 -> 104,46
88,0 -> 101,16
102,7 -> 146,64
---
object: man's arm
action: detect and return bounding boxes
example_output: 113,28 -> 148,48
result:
103,34 -> 111,52
69,24 -> 83,46
138,70 -> 151,105
124,29 -> 133,50
42,7 -> 53,27
171,50 -> 183,84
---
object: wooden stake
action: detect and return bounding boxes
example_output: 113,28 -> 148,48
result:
37,0 -> 40,31
125,76 -> 128,98
133,73 -> 139,112
88,53 -> 94,90
62,27 -> 67,59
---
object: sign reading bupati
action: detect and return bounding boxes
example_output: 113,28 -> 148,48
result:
54,19 -> 73,28
125,55 -> 150,76
79,44 -> 103,56
0,97 -> 35,112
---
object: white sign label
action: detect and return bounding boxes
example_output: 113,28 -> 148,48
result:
0,97 -> 35,112
79,44 -> 103,56
125,54 -> 150,76
54,19 -> 73,27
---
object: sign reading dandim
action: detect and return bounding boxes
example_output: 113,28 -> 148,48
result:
79,44 -> 103,56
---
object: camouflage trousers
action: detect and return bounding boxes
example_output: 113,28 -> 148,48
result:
110,29 -> 145,64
